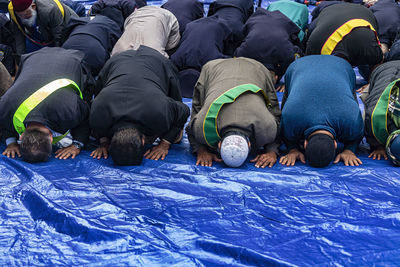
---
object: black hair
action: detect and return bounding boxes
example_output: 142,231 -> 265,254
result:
305,133 -> 336,168
20,128 -> 52,163
109,127 -> 144,165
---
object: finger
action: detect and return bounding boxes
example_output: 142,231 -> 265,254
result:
212,155 -> 222,162
161,153 -> 166,160
104,151 -> 108,159
71,153 -> 76,159
299,154 -> 306,164
333,155 -> 340,164
344,159 -> 349,166
279,156 -> 286,164
90,151 -> 95,157
256,158 -> 267,168
383,154 -> 388,160
377,154 -> 380,160
196,158 -> 200,166
357,158 -> 363,165
11,150 -> 15,158
368,153 -> 372,158
260,159 -> 270,168
268,160 -> 275,168
143,149 -> 151,157
55,149 -> 64,155
250,156 -> 260,162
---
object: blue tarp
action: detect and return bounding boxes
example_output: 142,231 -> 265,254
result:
1,1 -> 400,266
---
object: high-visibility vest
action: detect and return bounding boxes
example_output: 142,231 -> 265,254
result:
13,78 -> 83,144
321,19 -> 380,55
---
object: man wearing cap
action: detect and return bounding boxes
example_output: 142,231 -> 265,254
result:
90,46 -> 190,166
186,57 -> 281,168
111,6 -> 180,58
363,60 -> 400,165
280,55 -> 364,167
306,3 -> 383,68
8,0 -> 77,59
0,47 -> 93,162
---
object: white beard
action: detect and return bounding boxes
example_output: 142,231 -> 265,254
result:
20,9 -> 37,27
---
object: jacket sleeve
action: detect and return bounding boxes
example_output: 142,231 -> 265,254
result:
165,14 -> 181,51
160,100 -> 190,143
185,65 -> 207,153
48,4 -> 67,46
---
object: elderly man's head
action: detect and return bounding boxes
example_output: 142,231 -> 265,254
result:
11,0 -> 37,27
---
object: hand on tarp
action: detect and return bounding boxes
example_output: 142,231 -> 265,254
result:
279,148 -> 305,166
368,146 -> 388,161
196,145 -> 222,167
333,149 -> 363,166
2,142 -> 21,158
250,151 -> 277,168
91,146 -> 108,159
144,139 -> 170,161
55,145 -> 80,160
91,137 -> 109,159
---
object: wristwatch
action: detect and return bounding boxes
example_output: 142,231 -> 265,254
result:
72,141 -> 83,150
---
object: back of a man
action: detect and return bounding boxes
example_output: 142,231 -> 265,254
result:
161,0 -> 204,35
234,9 -> 302,79
306,3 -> 383,67
62,10 -> 123,75
186,57 -> 281,168
0,47 -> 92,161
111,6 -> 180,58
280,55 -> 364,167
90,46 -> 190,165
170,15 -> 232,97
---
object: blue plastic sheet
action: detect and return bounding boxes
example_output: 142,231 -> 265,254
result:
1,1 -> 400,265
1,94 -> 400,266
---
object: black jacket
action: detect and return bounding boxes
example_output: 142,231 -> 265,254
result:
162,0 -> 204,35
306,3 -> 382,66
234,9 -> 302,78
0,47 -> 92,144
62,14 -> 122,75
90,46 -> 190,142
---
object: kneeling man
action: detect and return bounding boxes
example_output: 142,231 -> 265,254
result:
186,57 -> 281,168
90,46 -> 190,165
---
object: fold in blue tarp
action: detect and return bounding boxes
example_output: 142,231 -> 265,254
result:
1,94 -> 400,266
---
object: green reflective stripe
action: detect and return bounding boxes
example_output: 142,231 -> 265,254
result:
13,79 -> 82,144
52,132 -> 70,144
203,84 -> 269,147
371,79 -> 400,145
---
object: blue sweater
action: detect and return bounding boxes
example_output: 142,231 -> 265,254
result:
281,55 -> 364,152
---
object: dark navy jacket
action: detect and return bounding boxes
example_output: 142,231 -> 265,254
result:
370,0 -> 400,46
281,55 -> 364,152
61,0 -> 86,17
234,9 -> 302,78
62,14 -> 122,76
207,0 -> 254,55
162,0 -> 204,35
0,47 -> 93,144
171,15 -> 232,71
90,0 -> 146,19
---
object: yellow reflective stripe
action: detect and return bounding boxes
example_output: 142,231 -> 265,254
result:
321,19 -> 379,55
53,0 -> 65,18
8,2 -> 26,36
13,79 -> 82,143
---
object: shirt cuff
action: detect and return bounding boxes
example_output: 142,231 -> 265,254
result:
5,137 -> 17,146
